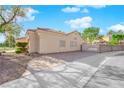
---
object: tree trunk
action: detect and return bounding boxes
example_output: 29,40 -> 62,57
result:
3,33 -> 7,52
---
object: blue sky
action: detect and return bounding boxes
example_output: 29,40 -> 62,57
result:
1,5 -> 124,42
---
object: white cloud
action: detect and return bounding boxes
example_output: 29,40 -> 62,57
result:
26,7 -> 39,21
108,24 -> 124,32
62,6 -> 80,13
82,8 -> 89,13
77,5 -> 106,9
87,5 -> 106,9
65,16 -> 92,29
17,7 -> 39,22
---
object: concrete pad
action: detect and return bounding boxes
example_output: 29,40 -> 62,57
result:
0,74 -> 40,88
0,62 -> 96,88
85,76 -> 124,88
85,56 -> 124,88
1,51 -> 124,88
103,56 -> 124,68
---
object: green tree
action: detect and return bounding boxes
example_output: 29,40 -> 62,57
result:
4,23 -> 23,47
0,6 -> 25,29
4,35 -> 16,47
0,6 -> 26,48
117,30 -> 124,34
97,35 -> 104,40
82,27 -> 101,44
107,30 -> 116,35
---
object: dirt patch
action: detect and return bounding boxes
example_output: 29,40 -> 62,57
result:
0,53 -> 65,85
0,53 -> 32,85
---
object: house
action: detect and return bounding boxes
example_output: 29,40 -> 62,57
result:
26,28 -> 82,54
93,35 -> 112,44
103,35 -> 112,42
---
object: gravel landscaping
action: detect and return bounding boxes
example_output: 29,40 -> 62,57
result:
0,53 -> 31,85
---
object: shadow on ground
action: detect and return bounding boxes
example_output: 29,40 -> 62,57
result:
0,61 -> 96,88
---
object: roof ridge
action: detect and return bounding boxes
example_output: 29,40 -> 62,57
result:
37,27 -> 66,34
27,27 -> 80,36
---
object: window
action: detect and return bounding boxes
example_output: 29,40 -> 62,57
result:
59,40 -> 66,47
74,37 -> 77,40
70,41 -> 77,47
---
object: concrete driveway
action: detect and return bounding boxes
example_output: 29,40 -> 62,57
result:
45,51 -> 123,67
85,55 -> 124,88
1,51 -> 124,88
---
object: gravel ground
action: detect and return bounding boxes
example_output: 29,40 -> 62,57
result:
0,53 -> 31,85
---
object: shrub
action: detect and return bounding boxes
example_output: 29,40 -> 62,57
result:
15,48 -> 23,54
16,42 -> 28,48
108,39 -> 119,45
108,34 -> 124,45
15,42 -> 28,54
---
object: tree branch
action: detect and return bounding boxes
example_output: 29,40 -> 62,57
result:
0,7 -> 7,24
0,13 -> 6,23
0,6 -> 20,28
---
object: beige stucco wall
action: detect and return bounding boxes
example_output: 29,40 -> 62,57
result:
28,31 -> 39,53
28,29 -> 82,54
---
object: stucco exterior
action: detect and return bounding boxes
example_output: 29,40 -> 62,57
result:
27,28 -> 82,54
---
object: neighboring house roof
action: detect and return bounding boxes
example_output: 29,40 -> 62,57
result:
26,27 -> 81,37
93,35 -> 112,43
16,37 -> 29,42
